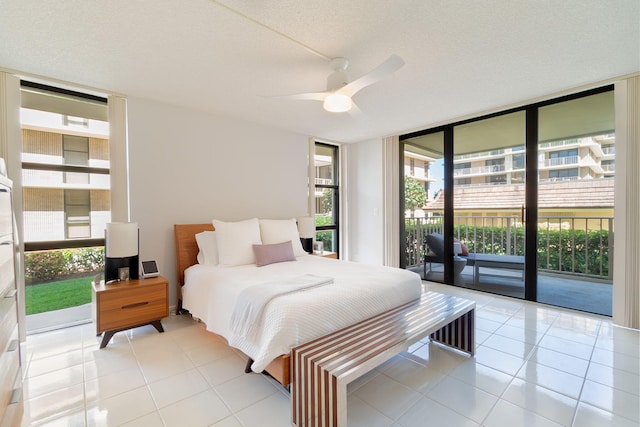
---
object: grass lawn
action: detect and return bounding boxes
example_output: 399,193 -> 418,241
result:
26,276 -> 94,315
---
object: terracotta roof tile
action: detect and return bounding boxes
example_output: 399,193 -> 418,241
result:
424,179 -> 614,210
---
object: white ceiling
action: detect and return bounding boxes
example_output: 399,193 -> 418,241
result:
1,0 -> 638,143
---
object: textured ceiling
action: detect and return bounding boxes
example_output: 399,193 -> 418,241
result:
0,0 -> 638,143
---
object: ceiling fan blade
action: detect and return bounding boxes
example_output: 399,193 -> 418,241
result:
338,54 -> 405,98
272,91 -> 328,101
347,101 -> 365,119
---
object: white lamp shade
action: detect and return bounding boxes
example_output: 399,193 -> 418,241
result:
106,222 -> 139,257
297,216 -> 315,238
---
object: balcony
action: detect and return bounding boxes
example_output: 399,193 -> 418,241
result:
453,164 -> 506,177
315,178 -> 332,185
541,155 -> 579,168
455,149 -> 507,161
405,215 -> 613,316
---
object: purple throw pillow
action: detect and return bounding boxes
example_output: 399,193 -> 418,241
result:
253,240 -> 296,267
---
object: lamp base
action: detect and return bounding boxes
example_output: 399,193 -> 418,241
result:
105,255 -> 139,283
300,237 -> 313,254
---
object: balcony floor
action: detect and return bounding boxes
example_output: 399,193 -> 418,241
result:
414,264 -> 612,317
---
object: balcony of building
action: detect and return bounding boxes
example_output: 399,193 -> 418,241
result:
453,164 -> 508,178
538,137 -> 605,157
405,214 -> 613,316
540,154 -> 604,175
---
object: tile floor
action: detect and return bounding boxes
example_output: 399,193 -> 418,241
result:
20,283 -> 639,427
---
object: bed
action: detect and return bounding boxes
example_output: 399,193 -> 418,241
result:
174,222 -> 423,385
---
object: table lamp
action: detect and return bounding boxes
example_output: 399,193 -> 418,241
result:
297,216 -> 315,254
104,222 -> 139,282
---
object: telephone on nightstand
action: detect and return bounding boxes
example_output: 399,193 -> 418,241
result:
140,260 -> 160,278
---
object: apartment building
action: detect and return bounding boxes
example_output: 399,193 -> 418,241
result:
406,134 -> 615,220
20,107 -> 111,243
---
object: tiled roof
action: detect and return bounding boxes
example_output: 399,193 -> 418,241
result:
424,179 -> 614,210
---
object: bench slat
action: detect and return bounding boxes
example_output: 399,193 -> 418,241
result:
291,291 -> 475,427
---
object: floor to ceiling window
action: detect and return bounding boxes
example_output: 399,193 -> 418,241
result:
20,81 -> 110,333
314,142 -> 339,257
401,86 -> 614,316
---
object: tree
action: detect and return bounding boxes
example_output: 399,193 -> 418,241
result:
405,177 -> 427,216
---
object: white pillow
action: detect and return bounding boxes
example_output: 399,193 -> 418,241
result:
195,231 -> 218,265
212,218 -> 262,267
259,218 -> 307,257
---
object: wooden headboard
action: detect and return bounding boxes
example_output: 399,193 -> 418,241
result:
174,223 -> 214,298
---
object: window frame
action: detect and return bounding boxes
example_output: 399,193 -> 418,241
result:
20,80 -> 110,252
314,141 -> 340,257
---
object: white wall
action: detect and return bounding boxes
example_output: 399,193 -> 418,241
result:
344,138 -> 384,264
126,97 -> 310,309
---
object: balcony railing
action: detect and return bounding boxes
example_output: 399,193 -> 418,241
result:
453,164 -> 506,177
405,215 -> 613,279
538,139 -> 579,150
542,155 -> 580,168
455,149 -> 506,161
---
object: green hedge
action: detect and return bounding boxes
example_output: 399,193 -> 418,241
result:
405,222 -> 610,277
25,247 -> 104,284
315,215 -> 335,252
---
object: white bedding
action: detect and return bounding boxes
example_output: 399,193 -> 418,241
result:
182,255 -> 422,372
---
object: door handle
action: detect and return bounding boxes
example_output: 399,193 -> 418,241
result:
521,205 -> 525,223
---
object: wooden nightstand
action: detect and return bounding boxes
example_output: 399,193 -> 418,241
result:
92,276 -> 169,348
315,252 -> 337,259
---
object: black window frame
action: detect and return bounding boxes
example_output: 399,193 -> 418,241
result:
314,141 -> 339,257
20,80 -> 109,252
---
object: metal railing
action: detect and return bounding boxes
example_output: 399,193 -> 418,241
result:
405,215 -> 613,279
541,155 -> 580,168
453,164 -> 506,176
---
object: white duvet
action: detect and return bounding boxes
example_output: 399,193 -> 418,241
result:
182,255 -> 422,372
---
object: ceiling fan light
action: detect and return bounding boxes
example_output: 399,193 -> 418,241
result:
323,93 -> 352,113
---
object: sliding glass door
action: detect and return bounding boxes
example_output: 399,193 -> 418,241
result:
452,111 -> 527,298
536,91 -> 614,315
400,86 -> 614,315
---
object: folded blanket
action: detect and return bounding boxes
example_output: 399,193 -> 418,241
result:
230,274 -> 333,338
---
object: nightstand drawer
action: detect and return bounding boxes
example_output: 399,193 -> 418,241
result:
0,297 -> 16,352
97,284 -> 168,333
0,190 -> 11,240
0,244 -> 14,298
0,385 -> 23,427
0,328 -> 19,423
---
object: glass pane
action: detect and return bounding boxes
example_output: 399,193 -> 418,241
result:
402,131 -> 444,280
537,91 -> 614,316
67,224 -> 90,239
65,189 -> 89,204
315,144 -> 335,185
454,111 -> 526,297
315,188 -> 336,226
315,229 -> 337,253
64,171 -> 89,184
20,83 -> 110,331
20,97 -> 110,244
25,247 -> 104,331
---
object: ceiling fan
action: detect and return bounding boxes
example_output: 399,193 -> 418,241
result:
280,54 -> 405,113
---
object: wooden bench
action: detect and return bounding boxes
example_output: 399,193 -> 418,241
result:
291,291 -> 475,427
